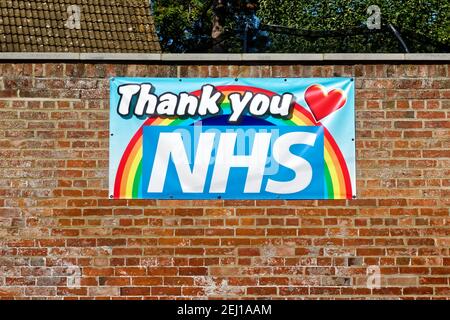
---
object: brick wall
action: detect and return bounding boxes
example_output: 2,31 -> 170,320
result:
0,62 -> 448,299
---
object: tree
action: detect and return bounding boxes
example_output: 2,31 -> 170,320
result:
154,0 -> 267,53
257,0 -> 449,53
210,0 -> 263,52
153,0 -> 212,53
153,0 -> 449,53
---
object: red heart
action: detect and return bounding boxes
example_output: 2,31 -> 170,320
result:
304,84 -> 347,122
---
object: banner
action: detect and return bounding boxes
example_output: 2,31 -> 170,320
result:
109,78 -> 355,200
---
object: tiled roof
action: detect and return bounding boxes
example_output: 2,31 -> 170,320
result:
0,0 -> 161,53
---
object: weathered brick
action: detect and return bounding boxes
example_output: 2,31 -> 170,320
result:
0,62 -> 447,300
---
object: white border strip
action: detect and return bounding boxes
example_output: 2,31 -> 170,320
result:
0,53 -> 448,62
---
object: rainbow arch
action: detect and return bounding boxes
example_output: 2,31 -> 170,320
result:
113,85 -> 352,199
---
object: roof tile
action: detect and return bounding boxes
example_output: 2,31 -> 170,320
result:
0,0 -> 161,53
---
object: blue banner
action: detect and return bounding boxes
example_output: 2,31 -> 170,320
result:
141,126 -> 324,199
109,78 -> 355,199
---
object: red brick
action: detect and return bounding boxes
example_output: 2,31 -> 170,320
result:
247,287 -> 277,295
120,287 -> 150,296
151,287 -> 181,296
131,277 -> 163,286
0,62 -> 447,300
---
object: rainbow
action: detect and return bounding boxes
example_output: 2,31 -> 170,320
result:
113,85 -> 352,199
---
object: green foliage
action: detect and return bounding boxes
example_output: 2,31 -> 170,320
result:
258,0 -> 449,52
153,0 -> 212,52
154,0 -> 265,53
153,0 -> 450,53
